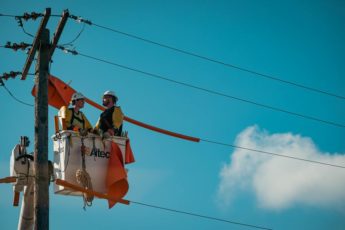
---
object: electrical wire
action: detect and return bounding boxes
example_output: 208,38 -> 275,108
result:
130,200 -> 272,230
15,17 -> 34,37
1,11 -> 339,227
57,48 -> 345,168
1,11 -> 342,100
1,84 -> 33,107
64,50 -> 345,129
90,23 -> 345,101
3,12 -> 343,100
59,46 -> 345,169
20,25 -> 34,37
0,13 -> 35,37
201,138 -> 345,169
0,13 -> 16,18
60,22 -> 86,46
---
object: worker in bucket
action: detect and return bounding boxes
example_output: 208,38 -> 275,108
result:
59,92 -> 93,134
94,90 -> 124,137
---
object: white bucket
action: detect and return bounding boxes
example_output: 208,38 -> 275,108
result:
10,144 -> 34,193
52,131 -> 127,196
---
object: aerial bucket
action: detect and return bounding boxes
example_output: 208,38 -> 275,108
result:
52,131 -> 129,199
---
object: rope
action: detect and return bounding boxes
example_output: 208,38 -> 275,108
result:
60,135 -> 71,173
76,137 -> 94,209
92,137 -> 97,161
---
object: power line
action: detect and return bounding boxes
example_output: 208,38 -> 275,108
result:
0,13 -> 16,18
0,12 -> 60,18
65,48 -> 344,170
90,23 -> 345,101
58,48 -> 345,129
1,84 -> 33,107
13,45 -> 338,171
1,10 -> 272,229
15,16 -> 34,37
123,111 -> 344,169
201,139 -> 345,169
1,12 -> 45,37
20,25 -> 34,37
0,71 -> 35,107
60,22 -> 86,46
56,48 -> 345,169
2,12 -> 345,100
0,12 -> 44,20
130,200 -> 272,230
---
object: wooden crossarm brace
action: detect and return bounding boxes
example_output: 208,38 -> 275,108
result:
0,176 -> 17,183
21,8 -> 51,80
0,176 -> 20,206
49,9 -> 69,60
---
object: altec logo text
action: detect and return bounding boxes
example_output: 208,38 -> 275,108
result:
90,149 -> 110,158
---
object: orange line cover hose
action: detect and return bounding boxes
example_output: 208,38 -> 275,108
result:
42,75 -> 200,143
84,97 -> 200,142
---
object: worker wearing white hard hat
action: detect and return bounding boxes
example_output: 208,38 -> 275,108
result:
103,90 -> 118,102
58,92 -> 92,132
94,90 -> 124,137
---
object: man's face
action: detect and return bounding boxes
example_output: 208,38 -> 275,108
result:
102,95 -> 113,106
75,99 -> 85,108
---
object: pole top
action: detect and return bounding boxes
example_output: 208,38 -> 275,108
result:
21,8 -> 51,80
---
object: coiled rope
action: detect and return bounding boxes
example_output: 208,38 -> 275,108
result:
76,137 -> 94,209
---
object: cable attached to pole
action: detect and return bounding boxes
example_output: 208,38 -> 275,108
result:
1,84 -> 34,107
57,47 -> 345,129
47,68 -> 343,169
0,71 -> 35,107
2,11 -> 344,99
81,18 -> 345,100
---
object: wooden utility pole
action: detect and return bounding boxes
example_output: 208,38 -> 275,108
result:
34,27 -> 50,229
21,8 -> 69,230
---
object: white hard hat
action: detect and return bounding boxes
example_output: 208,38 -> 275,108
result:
71,92 -> 85,102
103,90 -> 118,101
103,90 -> 116,97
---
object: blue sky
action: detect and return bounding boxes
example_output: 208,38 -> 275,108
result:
1,1 -> 345,229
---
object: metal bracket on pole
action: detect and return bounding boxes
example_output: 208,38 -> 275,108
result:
21,8 -> 51,80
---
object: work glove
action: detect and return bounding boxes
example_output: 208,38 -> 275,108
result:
79,128 -> 88,137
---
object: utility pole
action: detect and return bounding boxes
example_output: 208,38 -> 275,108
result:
21,8 -> 69,230
34,27 -> 50,229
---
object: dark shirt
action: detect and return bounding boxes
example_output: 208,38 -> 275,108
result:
99,106 -> 122,136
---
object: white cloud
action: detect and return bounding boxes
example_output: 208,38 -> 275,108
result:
217,125 -> 345,210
